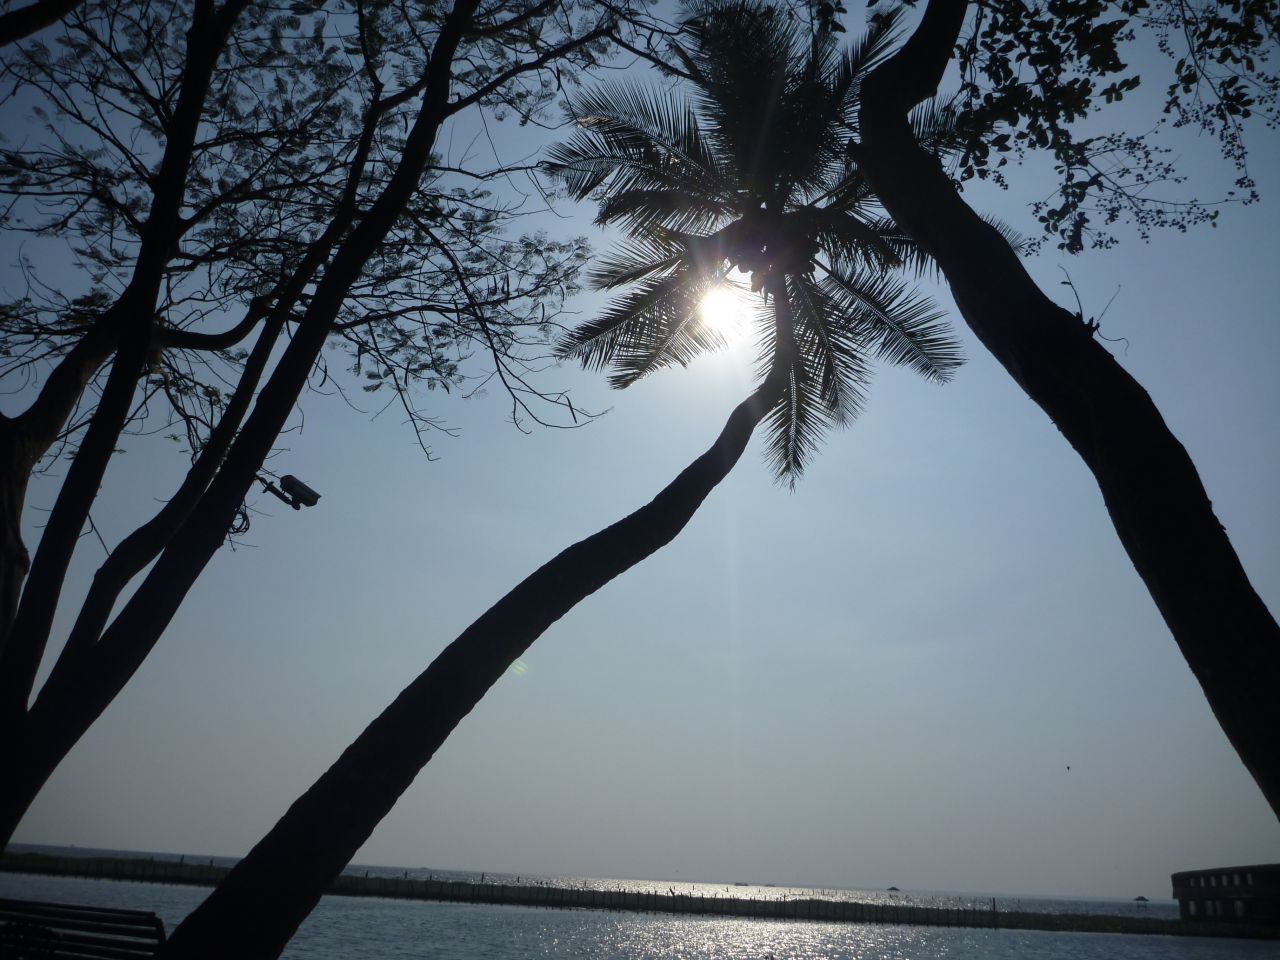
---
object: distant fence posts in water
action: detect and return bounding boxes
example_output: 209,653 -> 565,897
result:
2,852 -> 1276,940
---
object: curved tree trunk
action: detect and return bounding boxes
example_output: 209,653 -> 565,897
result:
0,315 -> 287,853
858,0 -> 1280,818
0,0 -> 257,853
0,0 -> 82,48
0,0 -> 620,857
0,424 -> 29,677
159,374 -> 783,960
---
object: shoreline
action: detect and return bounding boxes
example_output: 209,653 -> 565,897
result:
3,852 -> 1276,940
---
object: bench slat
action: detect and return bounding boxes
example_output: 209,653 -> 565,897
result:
0,910 -> 163,938
0,898 -> 159,922
0,896 -> 165,959
1,933 -> 163,960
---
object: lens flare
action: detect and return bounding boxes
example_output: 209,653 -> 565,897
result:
698,286 -> 747,340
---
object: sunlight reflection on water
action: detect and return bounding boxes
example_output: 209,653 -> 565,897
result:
437,910 -> 1274,960
2,873 -> 1273,960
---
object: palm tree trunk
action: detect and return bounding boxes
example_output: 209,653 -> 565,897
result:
159,373 -> 783,960
858,0 -> 1280,818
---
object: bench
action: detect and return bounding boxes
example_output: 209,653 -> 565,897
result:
0,897 -> 165,959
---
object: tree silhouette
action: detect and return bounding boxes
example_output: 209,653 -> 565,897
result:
157,8 -> 957,956
849,0 -> 1280,815
544,3 -> 961,481
0,0 -> 633,852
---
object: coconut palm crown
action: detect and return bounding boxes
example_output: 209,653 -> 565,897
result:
544,0 -> 963,483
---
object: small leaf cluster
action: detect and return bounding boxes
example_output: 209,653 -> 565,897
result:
869,0 -> 1277,252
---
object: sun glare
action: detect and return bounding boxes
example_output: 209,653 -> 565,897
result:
698,285 -> 748,340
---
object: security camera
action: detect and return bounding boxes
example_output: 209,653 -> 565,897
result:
279,475 -> 321,509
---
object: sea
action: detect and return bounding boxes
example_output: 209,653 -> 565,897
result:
1,845 -> 1273,959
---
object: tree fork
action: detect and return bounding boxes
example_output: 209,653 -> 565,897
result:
0,0 -> 495,857
0,0 -> 252,691
0,303 -> 130,669
46,315 -> 284,685
0,306 -> 151,721
858,0 -> 1280,818
0,0 -> 257,848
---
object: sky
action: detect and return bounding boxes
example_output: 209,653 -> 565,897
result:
6,3 -> 1280,902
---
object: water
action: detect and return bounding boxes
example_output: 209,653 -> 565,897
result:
1,849 -> 1270,959
5,844 -> 1180,920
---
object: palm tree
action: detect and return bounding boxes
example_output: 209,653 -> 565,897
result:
545,0 -> 961,482
160,5 -> 958,956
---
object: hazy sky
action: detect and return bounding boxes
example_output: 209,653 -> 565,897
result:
8,4 -> 1280,902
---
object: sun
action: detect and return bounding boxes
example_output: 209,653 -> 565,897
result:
698,285 -> 748,340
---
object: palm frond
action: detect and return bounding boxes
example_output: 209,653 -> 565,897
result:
558,272 -> 687,369
808,206 -> 902,273
586,234 -> 686,291
587,221 -> 746,291
829,6 -> 905,142
857,216 -> 938,277
908,95 -> 964,158
982,216 -> 1031,256
755,275 -> 874,486
677,2 -> 804,200
820,264 -> 961,382
595,187 -> 730,235
543,82 -> 731,206
857,211 -> 1028,278
809,173 -> 878,222
789,272 -> 871,426
824,6 -> 902,123
559,271 -> 728,387
761,346 -> 832,487
776,69 -> 855,201
840,5 -> 904,86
